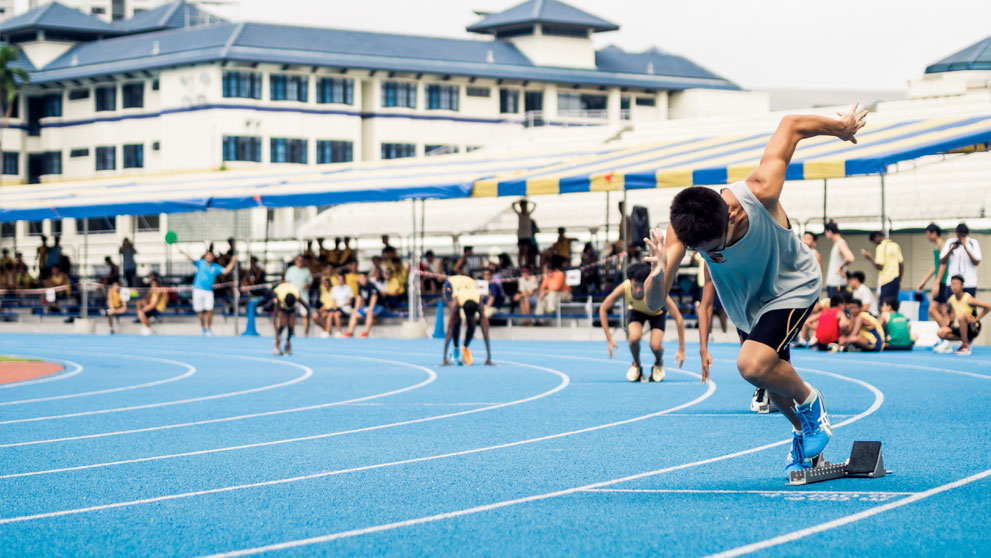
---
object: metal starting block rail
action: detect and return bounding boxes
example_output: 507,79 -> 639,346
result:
789,441 -> 891,486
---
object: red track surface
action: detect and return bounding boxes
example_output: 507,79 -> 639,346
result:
0,361 -> 64,385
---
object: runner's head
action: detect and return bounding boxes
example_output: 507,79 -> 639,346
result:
626,262 -> 651,300
670,186 -> 730,257
284,292 -> 297,309
462,299 -> 480,321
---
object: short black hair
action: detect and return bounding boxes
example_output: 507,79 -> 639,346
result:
839,290 -> 853,304
626,262 -> 651,283
669,187 -> 728,248
824,221 -> 840,235
956,223 -> 969,235
425,250 -> 434,257
951,274 -> 965,284
462,299 -> 480,317
848,270 -> 866,283
464,246 -> 473,254
284,293 -> 297,308
869,231 -> 884,242
804,231 -> 818,242
883,297 -> 899,311
829,295 -> 845,307
850,298 -> 863,308
925,223 -> 942,235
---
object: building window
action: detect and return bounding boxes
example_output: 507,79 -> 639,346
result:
499,89 -> 519,114
42,93 -> 61,117
466,87 -> 490,98
316,140 -> 353,164
270,138 -> 307,164
1,95 -> 17,118
524,91 -> 543,113
123,144 -> 144,168
136,214 -> 159,232
91,6 -> 105,14
426,84 -> 459,111
95,86 -> 116,111
466,145 -> 483,152
495,26 -> 533,39
1,221 -> 14,238
316,77 -> 353,105
381,143 -> 416,160
95,146 -> 116,170
68,89 -> 90,100
222,136 -> 262,162
222,71 -> 262,99
122,83 -> 144,108
51,219 -> 62,235
270,74 -> 308,102
69,148 -> 89,157
42,151 -> 61,175
3,152 -> 17,175
152,141 -> 160,151
28,221 -> 43,236
635,96 -> 656,106
620,95 -> 631,120
542,25 -> 588,38
425,145 -> 459,156
557,92 -> 607,117
76,217 -> 116,234
151,79 -> 159,91
381,81 -> 416,108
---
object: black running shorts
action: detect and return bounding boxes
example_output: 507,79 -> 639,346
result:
737,303 -> 817,362
628,309 -> 666,331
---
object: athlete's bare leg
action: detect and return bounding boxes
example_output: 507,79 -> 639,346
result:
737,340 -> 810,430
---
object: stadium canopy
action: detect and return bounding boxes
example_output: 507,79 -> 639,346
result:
469,115 -> 991,196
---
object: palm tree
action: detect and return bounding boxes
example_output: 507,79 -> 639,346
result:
0,45 -> 30,187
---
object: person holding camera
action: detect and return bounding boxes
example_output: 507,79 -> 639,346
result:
940,223 -> 982,297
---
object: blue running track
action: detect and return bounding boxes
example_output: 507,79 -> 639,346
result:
1,333 -> 989,557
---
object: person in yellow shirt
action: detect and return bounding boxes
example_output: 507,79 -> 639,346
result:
137,276 -> 168,335
105,281 -> 128,334
266,281 -> 310,356
839,297 -> 885,352
442,274 -> 492,366
861,231 -> 903,304
343,260 -> 361,298
935,275 -> 990,356
599,262 -> 685,383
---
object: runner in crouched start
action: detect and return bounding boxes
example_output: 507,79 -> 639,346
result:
643,104 -> 868,478
442,275 -> 493,366
262,281 -> 311,356
599,262 -> 686,382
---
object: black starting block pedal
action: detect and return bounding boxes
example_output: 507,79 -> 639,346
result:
750,388 -> 779,414
789,441 -> 890,485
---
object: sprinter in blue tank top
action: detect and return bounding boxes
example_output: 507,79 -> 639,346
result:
643,104 -> 869,478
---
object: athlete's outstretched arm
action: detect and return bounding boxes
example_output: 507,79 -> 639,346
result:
599,284 -> 625,358
697,265 -> 715,383
644,224 -> 687,313
748,103 -> 868,208
664,295 -> 686,368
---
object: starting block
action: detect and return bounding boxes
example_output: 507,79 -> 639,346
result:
789,441 -> 890,485
750,388 -> 778,414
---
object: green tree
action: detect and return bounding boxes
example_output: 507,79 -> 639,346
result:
0,45 -> 30,187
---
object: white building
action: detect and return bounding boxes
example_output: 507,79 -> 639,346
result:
24,0 -> 229,21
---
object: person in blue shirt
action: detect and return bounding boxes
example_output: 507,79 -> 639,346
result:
179,247 -> 237,336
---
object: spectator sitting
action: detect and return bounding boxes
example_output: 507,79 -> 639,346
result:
421,250 -> 444,295
340,237 -> 355,265
370,266 -> 387,294
243,256 -> 266,289
382,267 -> 405,308
536,263 -> 572,315
513,267 -> 539,323
550,227 -> 576,268
934,275 -> 989,356
321,274 -> 354,338
105,280 -> 128,334
453,246 -> 473,276
343,273 -> 382,338
41,266 -> 71,313
102,256 -> 120,286
14,258 -> 35,289
316,275 -> 339,338
343,260 -> 361,297
805,295 -> 849,351
880,297 -> 916,351
316,237 -> 331,265
327,237 -> 345,267
285,255 -> 314,336
839,298 -> 884,352
137,276 -> 168,335
482,268 -> 505,319
845,271 -> 878,316
580,242 -> 600,292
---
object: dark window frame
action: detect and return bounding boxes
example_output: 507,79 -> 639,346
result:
95,86 -> 116,112
316,139 -> 353,164
123,144 -> 144,168
122,82 -> 144,109
95,146 -> 116,171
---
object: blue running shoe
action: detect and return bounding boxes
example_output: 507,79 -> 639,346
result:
795,387 -> 832,458
785,431 -> 810,479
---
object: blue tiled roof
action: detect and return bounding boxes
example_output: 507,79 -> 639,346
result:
467,0 -> 618,33
925,35 -> 991,73
113,0 -> 227,34
31,22 -> 738,91
0,1 -> 119,36
596,46 -> 728,82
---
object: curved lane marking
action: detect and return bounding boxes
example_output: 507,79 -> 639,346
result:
0,353 -> 196,407
0,354 -> 312,425
190,362 -> 885,558
0,358 -> 566,478
0,355 -> 437,449
800,354 -> 990,380
0,364 -> 715,524
0,357 -> 83,390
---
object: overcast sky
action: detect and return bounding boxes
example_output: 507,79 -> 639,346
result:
198,0 -> 989,91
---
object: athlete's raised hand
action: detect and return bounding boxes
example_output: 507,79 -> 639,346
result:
643,226 -> 667,278
699,348 -> 712,383
835,103 -> 868,144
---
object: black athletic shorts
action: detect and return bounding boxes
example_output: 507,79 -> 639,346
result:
950,322 -> 981,341
737,303 -> 817,362
628,309 -> 666,331
933,284 -> 950,304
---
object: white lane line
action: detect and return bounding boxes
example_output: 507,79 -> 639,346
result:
0,359 -> 565,479
0,355 -> 436,449
0,357 -> 83,389
0,355 -> 312,425
703,468 -> 991,558
0,353 -> 195,406
582,489 -> 917,496
800,355 -> 991,380
193,364 -> 883,558
0,366 -> 713,524
655,413 -> 854,418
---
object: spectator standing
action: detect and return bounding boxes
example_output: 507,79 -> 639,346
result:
513,199 -> 536,269
343,260 -> 361,297
453,246 -> 474,276
105,280 -> 128,334
316,238 -> 331,265
482,268 -> 505,319
862,231 -> 903,303
178,247 -> 236,336
382,267 -> 404,308
0,248 -> 13,289
916,223 -> 950,326
343,273 -> 382,338
940,223 -> 982,296
551,227 -> 576,268
846,271 -> 878,316
137,276 -> 168,335
802,232 -> 823,271
340,237 -> 355,265
579,242 -> 600,292
46,236 -> 62,277
101,256 -> 120,286
421,250 -> 444,295
823,222 -> 854,298
381,235 -> 395,255
327,237 -> 345,267
36,235 -> 50,280
285,255 -> 314,335
119,238 -> 138,287
536,263 -> 572,315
